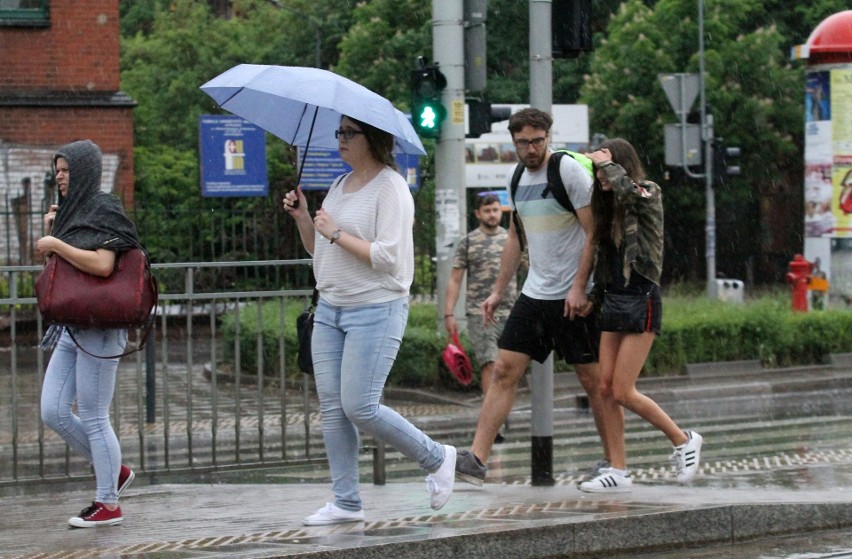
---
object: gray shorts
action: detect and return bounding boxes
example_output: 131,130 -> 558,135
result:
467,313 -> 507,366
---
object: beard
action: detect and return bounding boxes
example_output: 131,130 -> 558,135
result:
481,216 -> 501,230
522,150 -> 547,171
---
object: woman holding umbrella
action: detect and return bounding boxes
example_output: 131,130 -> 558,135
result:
283,116 -> 457,525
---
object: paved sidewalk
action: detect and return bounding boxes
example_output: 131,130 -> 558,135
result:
1,364 -> 851,558
1,472 -> 850,559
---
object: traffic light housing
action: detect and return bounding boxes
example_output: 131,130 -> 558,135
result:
466,99 -> 511,138
411,63 -> 447,139
712,137 -> 741,186
552,0 -> 593,58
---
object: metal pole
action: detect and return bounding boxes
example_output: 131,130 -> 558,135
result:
530,355 -> 555,485
433,0 -> 466,328
529,0 -> 553,112
528,0 -> 555,486
145,327 -> 156,423
698,0 -> 716,295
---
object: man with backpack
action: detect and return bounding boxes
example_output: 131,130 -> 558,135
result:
455,108 -> 624,489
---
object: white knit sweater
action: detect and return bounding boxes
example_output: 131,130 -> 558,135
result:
313,167 -> 414,306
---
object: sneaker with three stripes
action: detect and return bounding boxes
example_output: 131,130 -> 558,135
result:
578,467 -> 632,493
672,430 -> 703,484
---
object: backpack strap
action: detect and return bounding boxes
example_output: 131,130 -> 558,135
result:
509,162 -> 527,252
544,151 -> 574,215
509,151 -> 579,252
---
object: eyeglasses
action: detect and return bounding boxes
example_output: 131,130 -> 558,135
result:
335,128 -> 364,140
513,137 -> 547,150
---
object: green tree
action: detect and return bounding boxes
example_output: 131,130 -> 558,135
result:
580,0 -> 804,283
120,0 -> 353,275
335,0 -> 431,109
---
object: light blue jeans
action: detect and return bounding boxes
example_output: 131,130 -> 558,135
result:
312,297 -> 445,512
41,327 -> 127,504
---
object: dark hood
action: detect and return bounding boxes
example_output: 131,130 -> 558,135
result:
50,140 -> 139,252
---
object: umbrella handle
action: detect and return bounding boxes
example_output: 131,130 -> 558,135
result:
291,106 -> 320,210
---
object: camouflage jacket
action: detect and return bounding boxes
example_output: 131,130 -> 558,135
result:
593,162 -> 664,287
452,227 -> 517,317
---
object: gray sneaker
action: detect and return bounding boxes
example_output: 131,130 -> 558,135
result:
455,450 -> 486,486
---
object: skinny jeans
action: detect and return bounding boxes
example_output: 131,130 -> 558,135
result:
312,297 -> 444,512
41,327 -> 127,504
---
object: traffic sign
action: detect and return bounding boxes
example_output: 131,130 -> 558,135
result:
659,73 -> 699,116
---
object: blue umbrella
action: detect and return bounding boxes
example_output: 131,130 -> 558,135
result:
200,64 -> 426,159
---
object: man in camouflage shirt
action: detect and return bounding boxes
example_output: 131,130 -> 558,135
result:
444,194 -> 518,414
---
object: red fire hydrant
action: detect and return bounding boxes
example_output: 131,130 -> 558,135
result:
785,254 -> 814,312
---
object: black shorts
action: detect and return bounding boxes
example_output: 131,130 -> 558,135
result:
498,293 -> 600,365
599,284 -> 662,335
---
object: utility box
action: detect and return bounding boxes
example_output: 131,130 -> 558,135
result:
713,279 -> 745,303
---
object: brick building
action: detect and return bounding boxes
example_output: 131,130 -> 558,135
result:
0,0 -> 134,264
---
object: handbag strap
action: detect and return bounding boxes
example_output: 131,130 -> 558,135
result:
451,331 -> 464,349
64,314 -> 156,360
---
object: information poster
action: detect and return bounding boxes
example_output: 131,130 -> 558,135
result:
199,115 -> 268,197
297,148 -> 420,191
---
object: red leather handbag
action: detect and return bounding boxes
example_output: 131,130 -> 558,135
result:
35,248 -> 158,330
442,331 -> 473,386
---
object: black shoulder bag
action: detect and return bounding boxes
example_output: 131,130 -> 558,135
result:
296,288 -> 319,375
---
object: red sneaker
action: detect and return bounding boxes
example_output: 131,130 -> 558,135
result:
68,502 -> 123,528
117,465 -> 135,497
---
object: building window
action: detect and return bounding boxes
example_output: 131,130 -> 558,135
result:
0,0 -> 49,27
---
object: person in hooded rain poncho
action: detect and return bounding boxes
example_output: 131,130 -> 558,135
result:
36,140 -> 140,528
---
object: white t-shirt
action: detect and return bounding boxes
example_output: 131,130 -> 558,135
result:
313,167 -> 414,306
508,153 -> 593,300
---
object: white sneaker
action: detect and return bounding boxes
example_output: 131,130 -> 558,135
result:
579,467 -> 633,493
425,444 -> 456,510
576,458 -> 612,486
672,430 -> 703,484
302,502 -> 364,526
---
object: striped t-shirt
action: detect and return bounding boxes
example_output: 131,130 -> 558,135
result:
508,153 -> 593,300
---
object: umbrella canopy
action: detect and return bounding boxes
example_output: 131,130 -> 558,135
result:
200,64 -> 426,156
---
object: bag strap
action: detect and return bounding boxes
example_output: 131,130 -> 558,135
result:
450,331 -> 464,349
63,247 -> 159,360
64,315 -> 156,360
544,151 -> 575,214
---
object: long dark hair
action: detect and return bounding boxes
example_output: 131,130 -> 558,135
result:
590,138 -> 645,246
344,116 -> 397,170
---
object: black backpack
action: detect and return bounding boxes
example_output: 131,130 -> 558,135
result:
509,150 -> 594,252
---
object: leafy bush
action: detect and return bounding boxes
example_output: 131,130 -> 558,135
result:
219,298 -> 304,381
647,293 -> 852,374
219,292 -> 852,388
219,299 -> 452,387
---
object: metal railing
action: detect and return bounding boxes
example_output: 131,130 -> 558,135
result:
0,199 -> 438,297
0,259 -> 335,489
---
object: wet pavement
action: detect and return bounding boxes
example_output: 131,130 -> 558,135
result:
0,362 -> 850,558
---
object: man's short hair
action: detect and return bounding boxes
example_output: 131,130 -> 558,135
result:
477,193 -> 501,209
508,108 -> 553,136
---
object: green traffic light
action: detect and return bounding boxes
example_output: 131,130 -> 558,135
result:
419,106 -> 437,129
